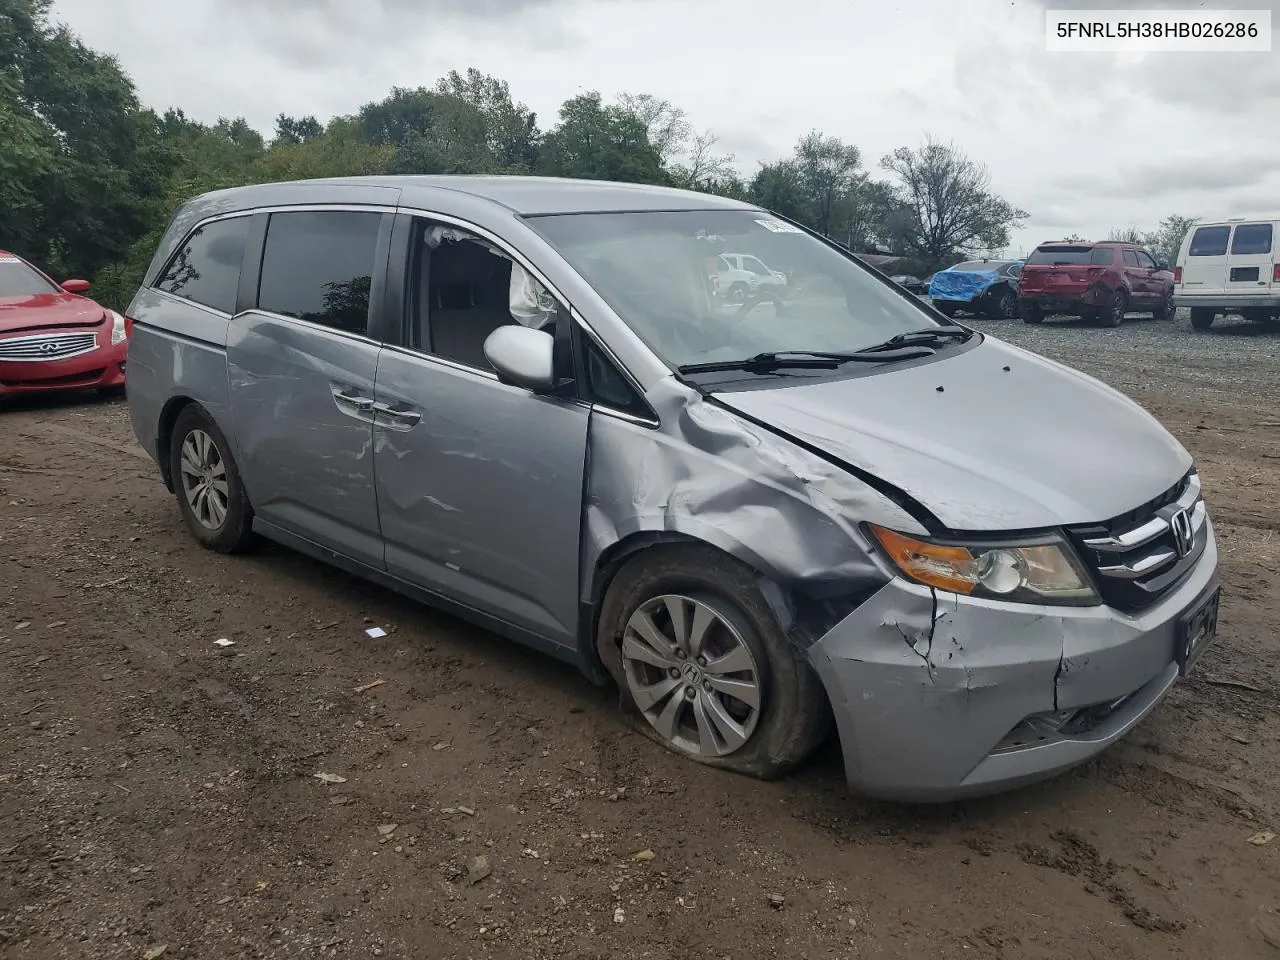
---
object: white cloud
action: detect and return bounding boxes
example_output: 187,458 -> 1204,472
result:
50,0 -> 1280,256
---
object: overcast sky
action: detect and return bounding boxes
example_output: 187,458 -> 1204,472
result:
50,0 -> 1280,256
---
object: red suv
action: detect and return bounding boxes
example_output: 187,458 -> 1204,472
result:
0,251 -> 129,398
1018,241 -> 1176,327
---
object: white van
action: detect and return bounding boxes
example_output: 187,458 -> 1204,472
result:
1173,215 -> 1280,330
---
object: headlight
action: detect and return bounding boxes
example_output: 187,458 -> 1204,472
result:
108,310 -> 127,345
867,524 -> 1098,605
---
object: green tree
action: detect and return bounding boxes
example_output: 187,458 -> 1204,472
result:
434,68 -> 538,171
881,136 -> 1028,269
748,161 -> 807,222
274,113 -> 323,145
538,92 -> 666,184
1107,225 -> 1144,244
0,0 -> 175,279
668,131 -> 738,193
792,130 -> 864,238
1143,215 -> 1195,266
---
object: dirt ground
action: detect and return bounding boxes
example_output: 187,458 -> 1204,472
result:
2,319 -> 1279,960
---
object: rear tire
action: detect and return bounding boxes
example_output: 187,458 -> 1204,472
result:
1021,303 -> 1043,324
1098,290 -> 1127,327
988,287 -> 1019,320
596,544 -> 831,780
168,405 -> 255,554
935,301 -> 958,318
1190,307 -> 1216,331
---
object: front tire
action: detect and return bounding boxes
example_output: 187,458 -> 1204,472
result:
1190,307 -> 1216,330
934,301 -> 958,318
168,405 -> 255,553
1152,290 -> 1176,321
597,545 -> 830,780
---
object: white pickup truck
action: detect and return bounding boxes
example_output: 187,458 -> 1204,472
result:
713,252 -> 789,302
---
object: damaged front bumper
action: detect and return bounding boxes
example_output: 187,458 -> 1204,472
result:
807,522 -> 1220,802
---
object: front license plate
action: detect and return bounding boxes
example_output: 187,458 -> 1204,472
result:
1176,587 -> 1221,677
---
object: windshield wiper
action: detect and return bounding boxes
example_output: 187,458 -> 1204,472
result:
856,325 -> 974,353
678,347 -> 936,374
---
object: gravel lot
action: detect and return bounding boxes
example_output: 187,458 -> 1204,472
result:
2,312 -> 1278,960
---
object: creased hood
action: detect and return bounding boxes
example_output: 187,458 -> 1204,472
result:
0,293 -> 104,334
712,337 -> 1192,531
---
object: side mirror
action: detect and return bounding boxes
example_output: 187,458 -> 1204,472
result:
484,325 -> 556,392
61,279 -> 91,293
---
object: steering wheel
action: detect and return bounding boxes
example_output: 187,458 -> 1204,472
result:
731,290 -> 784,322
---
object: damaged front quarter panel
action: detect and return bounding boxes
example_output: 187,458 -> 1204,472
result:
582,376 -> 930,670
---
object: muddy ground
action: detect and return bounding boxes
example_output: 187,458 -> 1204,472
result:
2,314 -> 1279,960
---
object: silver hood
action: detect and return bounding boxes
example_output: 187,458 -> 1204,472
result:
711,336 -> 1193,531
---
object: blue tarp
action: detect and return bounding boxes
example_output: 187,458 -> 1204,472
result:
928,267 -> 1003,303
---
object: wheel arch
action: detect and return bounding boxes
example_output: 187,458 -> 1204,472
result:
156,395 -> 198,493
580,529 -> 861,698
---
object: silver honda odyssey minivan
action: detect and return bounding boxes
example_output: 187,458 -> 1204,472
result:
125,176 -> 1221,801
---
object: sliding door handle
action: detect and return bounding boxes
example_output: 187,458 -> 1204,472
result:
372,401 -> 421,427
331,386 -> 375,414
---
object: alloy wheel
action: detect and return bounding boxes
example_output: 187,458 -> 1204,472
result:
179,429 -> 230,530
620,594 -> 762,757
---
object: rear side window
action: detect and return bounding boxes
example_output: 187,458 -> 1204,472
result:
1123,249 -> 1140,266
1090,247 -> 1115,265
257,211 -> 382,336
155,216 -> 251,313
1188,226 -> 1230,257
1230,223 -> 1273,255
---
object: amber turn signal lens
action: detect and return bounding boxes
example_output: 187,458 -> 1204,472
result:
867,525 -> 978,594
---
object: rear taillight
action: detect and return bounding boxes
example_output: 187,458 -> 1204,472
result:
1174,266 -> 1183,284
1273,263 -> 1280,283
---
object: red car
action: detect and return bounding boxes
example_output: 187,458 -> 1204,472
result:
0,250 -> 129,398
1018,241 -> 1176,327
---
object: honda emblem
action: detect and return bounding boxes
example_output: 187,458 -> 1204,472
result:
1170,508 -> 1194,558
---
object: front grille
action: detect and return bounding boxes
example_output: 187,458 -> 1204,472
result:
1066,471 -> 1208,614
0,331 -> 100,362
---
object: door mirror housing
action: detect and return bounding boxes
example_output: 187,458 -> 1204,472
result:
484,325 -> 556,392
60,279 -> 91,293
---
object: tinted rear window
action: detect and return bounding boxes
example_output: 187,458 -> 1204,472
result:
950,261 -> 995,272
1230,223 -> 1273,255
1188,226 -> 1230,257
155,216 -> 252,313
257,211 -> 382,336
1026,246 -> 1111,265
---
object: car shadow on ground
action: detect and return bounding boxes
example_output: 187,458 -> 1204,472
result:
0,389 -> 123,413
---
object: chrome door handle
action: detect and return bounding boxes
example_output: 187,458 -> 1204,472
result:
372,401 -> 421,427
332,387 -> 375,413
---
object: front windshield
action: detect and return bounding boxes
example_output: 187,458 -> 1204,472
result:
0,257 -> 59,297
527,210 -> 942,369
